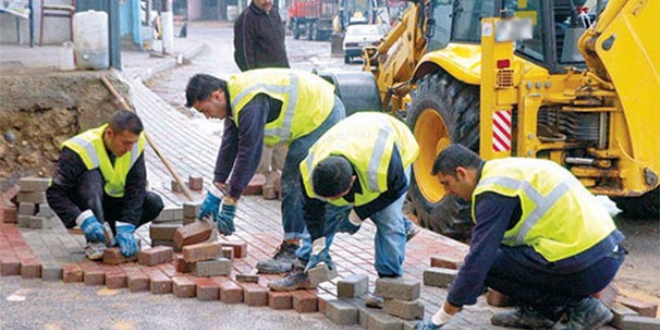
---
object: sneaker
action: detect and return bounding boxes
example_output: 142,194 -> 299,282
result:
406,224 -> 421,242
256,242 -> 299,274
491,306 -> 557,329
564,297 -> 613,330
268,270 -> 316,291
85,242 -> 106,261
365,294 -> 384,309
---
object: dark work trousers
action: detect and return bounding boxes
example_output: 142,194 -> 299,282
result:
72,170 -> 163,235
485,245 -> 625,321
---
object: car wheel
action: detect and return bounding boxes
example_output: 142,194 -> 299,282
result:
344,55 -> 350,64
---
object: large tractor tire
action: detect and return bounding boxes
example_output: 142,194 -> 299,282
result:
407,71 -> 480,240
612,187 -> 660,219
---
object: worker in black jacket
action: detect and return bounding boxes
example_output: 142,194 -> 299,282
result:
233,0 -> 290,71
46,110 -> 163,260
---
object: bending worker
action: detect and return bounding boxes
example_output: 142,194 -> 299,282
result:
184,69 -> 345,274
269,113 -> 420,305
46,110 -> 164,260
417,144 -> 624,330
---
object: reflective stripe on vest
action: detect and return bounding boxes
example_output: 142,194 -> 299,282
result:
67,135 -> 101,169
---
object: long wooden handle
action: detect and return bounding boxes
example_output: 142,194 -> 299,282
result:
100,75 -> 194,201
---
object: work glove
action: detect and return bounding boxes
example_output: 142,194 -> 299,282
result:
199,184 -> 224,220
416,305 -> 454,329
77,210 -> 106,244
216,198 -> 237,236
114,223 -> 138,258
304,237 -> 335,272
337,210 -> 361,235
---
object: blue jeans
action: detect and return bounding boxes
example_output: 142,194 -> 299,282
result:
280,96 -> 346,241
297,167 -> 414,278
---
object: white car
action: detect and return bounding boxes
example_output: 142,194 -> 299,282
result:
343,24 -> 384,64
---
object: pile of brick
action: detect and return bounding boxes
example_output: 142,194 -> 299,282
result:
321,275 -> 423,329
148,201 -> 201,251
14,177 -> 60,230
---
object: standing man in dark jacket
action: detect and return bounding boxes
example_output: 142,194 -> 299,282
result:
46,110 -> 164,261
233,0 -> 290,71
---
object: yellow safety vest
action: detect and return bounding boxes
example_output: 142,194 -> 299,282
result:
227,68 -> 336,146
472,158 -> 616,262
61,124 -> 146,198
300,113 -> 419,207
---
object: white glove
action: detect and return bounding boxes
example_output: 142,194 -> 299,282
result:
348,209 -> 362,226
431,305 -> 454,326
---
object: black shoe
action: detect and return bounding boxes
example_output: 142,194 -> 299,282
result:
256,242 -> 300,274
563,298 -> 613,330
268,270 -> 315,291
491,306 -> 557,329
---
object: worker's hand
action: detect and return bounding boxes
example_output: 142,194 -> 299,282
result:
304,237 -> 334,272
77,210 -> 106,244
415,321 -> 443,330
216,198 -> 236,236
114,224 -> 138,258
337,210 -> 361,235
199,184 -> 224,220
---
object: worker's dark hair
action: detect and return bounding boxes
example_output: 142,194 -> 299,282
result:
108,110 -> 143,135
312,156 -> 354,197
185,74 -> 228,108
431,144 -> 484,176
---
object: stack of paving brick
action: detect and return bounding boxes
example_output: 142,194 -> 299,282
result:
0,185 -> 19,224
15,177 -> 60,230
322,275 -> 422,329
423,255 -> 461,290
149,201 -> 205,251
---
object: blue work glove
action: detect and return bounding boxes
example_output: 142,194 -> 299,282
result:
337,210 -> 361,235
114,224 -> 138,258
304,237 -> 335,272
77,210 -> 106,243
199,185 -> 224,220
216,199 -> 236,236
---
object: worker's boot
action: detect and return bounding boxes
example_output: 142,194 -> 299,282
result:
365,294 -> 384,309
268,268 -> 316,292
491,306 -> 557,329
257,242 -> 300,274
563,297 -> 613,330
84,242 -> 106,261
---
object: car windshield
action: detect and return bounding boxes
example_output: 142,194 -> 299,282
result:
346,25 -> 382,36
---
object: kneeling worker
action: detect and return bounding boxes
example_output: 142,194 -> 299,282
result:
416,144 -> 624,330
47,110 -> 164,260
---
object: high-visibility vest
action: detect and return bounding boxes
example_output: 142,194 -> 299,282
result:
61,124 -> 146,198
300,113 -> 419,207
227,68 -> 336,146
472,158 -> 616,262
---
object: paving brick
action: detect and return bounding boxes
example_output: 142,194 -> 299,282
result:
183,241 -> 222,262
374,278 -> 420,301
120,264 -> 150,292
138,246 -> 174,266
423,267 -> 457,288
41,261 -> 62,281
383,298 -> 424,320
193,257 -> 231,277
174,221 -> 212,248
236,273 -> 259,283
172,276 -> 196,298
145,267 -> 172,294
194,277 -> 220,301
149,223 -> 181,241
62,263 -> 83,283
155,206 -> 183,223
308,264 -> 338,286
337,273 -> 369,298
317,293 -> 338,314
17,215 -> 31,228
18,177 -> 50,192
611,302 -> 639,329
183,217 -> 196,225
486,289 -> 513,307
620,315 -> 660,330
20,258 -> 41,278
325,299 -> 359,325
268,291 -> 293,310
18,202 -> 36,216
171,179 -> 184,193
79,259 -> 105,285
182,202 -> 201,218
103,248 -> 133,265
292,290 -> 318,313
616,296 -> 659,318
36,204 -> 54,218
242,282 -> 269,306
103,269 -> 127,289
1,252 -> 20,275
175,254 -> 194,273
222,246 -> 234,260
151,240 -> 182,252
366,309 -> 404,330
214,277 -> 243,304
221,240 -> 248,258
1,205 -> 17,223
16,192 -> 46,204
188,175 -> 204,191
430,255 -> 464,270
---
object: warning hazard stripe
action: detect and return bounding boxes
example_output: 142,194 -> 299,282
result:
493,110 -> 512,152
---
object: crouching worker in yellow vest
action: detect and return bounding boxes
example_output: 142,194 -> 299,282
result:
269,113 -> 421,306
416,144 -> 625,330
46,110 -> 164,260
